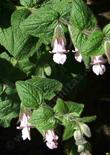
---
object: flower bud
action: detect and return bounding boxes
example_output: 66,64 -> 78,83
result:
73,48 -> 83,63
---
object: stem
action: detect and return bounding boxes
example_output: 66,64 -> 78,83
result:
59,18 -> 70,26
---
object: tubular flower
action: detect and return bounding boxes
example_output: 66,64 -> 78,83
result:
17,113 -> 31,140
45,130 -> 58,149
50,24 -> 68,64
91,55 -> 107,76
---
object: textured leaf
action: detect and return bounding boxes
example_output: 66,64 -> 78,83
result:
18,58 -> 35,75
54,98 -> 68,114
30,104 -> 56,134
65,101 -> 84,117
16,81 -> 43,108
63,122 -> 76,140
0,9 -> 37,60
82,30 -> 104,56
70,0 -> 96,30
20,0 -> 38,7
20,5 -> 58,41
103,23 -> 110,36
68,25 -> 87,50
0,100 -> 19,127
80,116 -> 96,123
27,77 -> 62,100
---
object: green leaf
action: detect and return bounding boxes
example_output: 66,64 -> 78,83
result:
11,9 -> 37,59
70,0 -> 96,30
103,23 -> 110,36
54,98 -> 84,117
16,81 -> 43,108
20,0 -> 37,7
80,115 -> 96,123
63,122 -> 76,140
18,58 -> 35,75
0,100 -> 19,127
82,30 -> 104,56
0,27 -> 14,54
20,5 -> 58,41
68,25 -> 87,50
104,41 -> 110,64
0,9 -> 38,60
65,101 -> 84,117
48,0 -> 72,18
54,98 -> 68,114
30,104 -> 56,134
27,77 -> 62,100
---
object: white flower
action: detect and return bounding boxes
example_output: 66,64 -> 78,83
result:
45,130 -> 58,149
92,64 -> 106,76
17,113 -> 31,140
53,53 -> 67,64
91,55 -> 107,76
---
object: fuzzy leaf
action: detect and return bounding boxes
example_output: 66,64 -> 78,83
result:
103,23 -> 110,36
54,98 -> 68,114
20,5 -> 58,41
30,104 -> 56,134
20,0 -> 38,7
82,30 -> 104,56
0,100 -> 19,127
70,0 -> 96,30
27,77 -> 62,100
80,116 -> 96,123
63,122 -> 76,140
65,101 -> 84,117
0,9 -> 37,60
16,81 -> 43,108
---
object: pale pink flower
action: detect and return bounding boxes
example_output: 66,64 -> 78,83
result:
52,39 -> 67,54
17,113 -> 31,140
51,38 -> 68,64
45,130 -> 58,149
91,55 -> 107,76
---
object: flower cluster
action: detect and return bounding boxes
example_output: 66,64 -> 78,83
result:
50,24 -> 109,76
